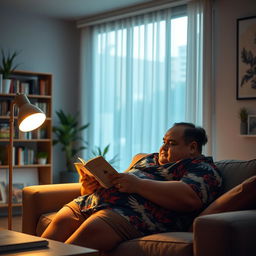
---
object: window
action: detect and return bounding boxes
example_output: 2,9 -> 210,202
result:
81,4 -> 204,171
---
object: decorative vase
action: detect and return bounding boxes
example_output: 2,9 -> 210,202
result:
2,79 -> 11,93
240,122 -> 247,135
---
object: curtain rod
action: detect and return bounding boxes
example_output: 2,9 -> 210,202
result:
77,0 -> 189,28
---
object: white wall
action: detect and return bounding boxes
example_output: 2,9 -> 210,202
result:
213,0 -> 256,160
0,6 -> 80,182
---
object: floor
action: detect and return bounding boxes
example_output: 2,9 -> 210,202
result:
0,215 -> 22,232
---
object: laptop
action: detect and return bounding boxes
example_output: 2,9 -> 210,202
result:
0,229 -> 49,253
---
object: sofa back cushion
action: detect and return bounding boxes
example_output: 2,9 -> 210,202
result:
199,175 -> 256,216
215,159 -> 256,193
196,159 -> 256,218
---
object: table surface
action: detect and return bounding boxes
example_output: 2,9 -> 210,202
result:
0,229 -> 99,256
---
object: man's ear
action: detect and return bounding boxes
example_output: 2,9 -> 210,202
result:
189,141 -> 198,154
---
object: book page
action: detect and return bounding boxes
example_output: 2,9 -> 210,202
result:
75,156 -> 118,188
74,163 -> 93,177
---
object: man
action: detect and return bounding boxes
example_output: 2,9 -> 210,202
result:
42,122 -> 222,251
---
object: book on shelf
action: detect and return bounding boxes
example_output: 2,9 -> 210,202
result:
39,79 -> 49,95
74,156 -> 118,189
35,102 -> 47,116
15,146 -> 35,165
0,229 -> 48,253
0,100 -> 10,116
8,76 -> 40,95
0,123 -> 9,138
0,145 -> 7,165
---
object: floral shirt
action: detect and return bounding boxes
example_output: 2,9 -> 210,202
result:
74,154 -> 222,235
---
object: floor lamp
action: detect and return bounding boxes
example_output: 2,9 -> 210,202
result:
8,94 -> 46,230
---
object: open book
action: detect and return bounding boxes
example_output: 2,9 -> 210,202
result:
74,156 -> 118,188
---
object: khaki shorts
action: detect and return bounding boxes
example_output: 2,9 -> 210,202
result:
65,200 -> 142,241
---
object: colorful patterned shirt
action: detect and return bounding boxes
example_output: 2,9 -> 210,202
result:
74,154 -> 222,235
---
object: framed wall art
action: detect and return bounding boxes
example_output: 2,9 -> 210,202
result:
237,16 -> 256,100
248,115 -> 256,135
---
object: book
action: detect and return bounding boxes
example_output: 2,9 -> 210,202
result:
74,156 -> 118,188
0,229 -> 48,252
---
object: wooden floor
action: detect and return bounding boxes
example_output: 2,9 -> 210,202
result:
0,215 -> 22,232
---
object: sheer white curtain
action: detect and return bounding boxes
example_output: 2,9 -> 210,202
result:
80,1 -> 208,171
187,0 -> 213,155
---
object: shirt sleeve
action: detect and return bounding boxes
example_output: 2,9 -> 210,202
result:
180,162 -> 221,206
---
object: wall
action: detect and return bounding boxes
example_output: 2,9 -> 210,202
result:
0,6 -> 80,182
213,0 -> 256,161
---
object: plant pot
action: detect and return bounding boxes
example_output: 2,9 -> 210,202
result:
59,171 -> 79,183
37,158 -> 47,165
2,79 -> 11,93
240,122 -> 248,135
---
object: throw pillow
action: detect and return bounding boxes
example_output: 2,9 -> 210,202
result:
199,175 -> 256,216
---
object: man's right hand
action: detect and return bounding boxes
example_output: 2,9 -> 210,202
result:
80,173 -> 101,195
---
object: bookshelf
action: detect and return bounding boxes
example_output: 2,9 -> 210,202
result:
0,70 -> 52,208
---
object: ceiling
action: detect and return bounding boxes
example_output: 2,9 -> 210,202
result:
1,0 -> 156,21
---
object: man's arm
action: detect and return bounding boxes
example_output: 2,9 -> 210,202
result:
112,174 -> 203,212
135,179 -> 203,212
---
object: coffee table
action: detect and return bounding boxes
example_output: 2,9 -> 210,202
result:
0,229 -> 99,256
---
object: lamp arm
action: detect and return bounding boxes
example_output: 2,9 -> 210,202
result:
8,101 -> 15,230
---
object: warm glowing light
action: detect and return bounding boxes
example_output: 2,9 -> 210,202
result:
19,113 -> 46,132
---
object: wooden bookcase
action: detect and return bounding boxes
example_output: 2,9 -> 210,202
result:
0,70 -> 52,208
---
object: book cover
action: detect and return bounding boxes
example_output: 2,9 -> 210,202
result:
0,229 -> 48,252
74,156 -> 118,189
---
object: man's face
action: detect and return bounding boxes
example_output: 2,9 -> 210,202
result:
158,125 -> 196,165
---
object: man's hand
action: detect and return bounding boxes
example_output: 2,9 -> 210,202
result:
80,173 -> 101,195
112,173 -> 142,193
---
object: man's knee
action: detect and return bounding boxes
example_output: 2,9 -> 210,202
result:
66,215 -> 123,251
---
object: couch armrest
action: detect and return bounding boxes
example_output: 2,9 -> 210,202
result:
22,183 -> 81,235
193,210 -> 256,256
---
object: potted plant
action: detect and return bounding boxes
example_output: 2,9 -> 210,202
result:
0,49 -> 20,93
53,110 -> 89,182
239,107 -> 248,134
37,152 -> 48,165
91,144 -> 119,167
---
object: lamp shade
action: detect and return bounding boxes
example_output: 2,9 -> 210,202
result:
14,94 -> 46,132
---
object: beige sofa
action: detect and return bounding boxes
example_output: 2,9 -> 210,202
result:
22,159 -> 256,256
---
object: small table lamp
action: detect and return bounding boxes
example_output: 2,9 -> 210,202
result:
8,94 -> 46,230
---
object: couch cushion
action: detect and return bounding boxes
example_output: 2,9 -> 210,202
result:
215,159 -> 256,193
38,212 -> 193,256
36,212 -> 57,236
104,232 -> 193,256
199,175 -> 256,216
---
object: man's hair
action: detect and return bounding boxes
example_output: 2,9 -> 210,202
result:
173,122 -> 208,153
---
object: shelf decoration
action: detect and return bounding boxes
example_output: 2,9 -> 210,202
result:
248,115 -> 256,134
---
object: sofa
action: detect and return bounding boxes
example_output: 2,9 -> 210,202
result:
22,159 -> 256,256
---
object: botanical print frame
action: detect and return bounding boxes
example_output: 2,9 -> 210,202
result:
248,115 -> 256,135
237,16 -> 256,100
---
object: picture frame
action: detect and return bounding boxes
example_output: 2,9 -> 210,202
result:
0,181 -> 6,203
236,16 -> 256,100
12,183 -> 25,203
248,115 -> 256,135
